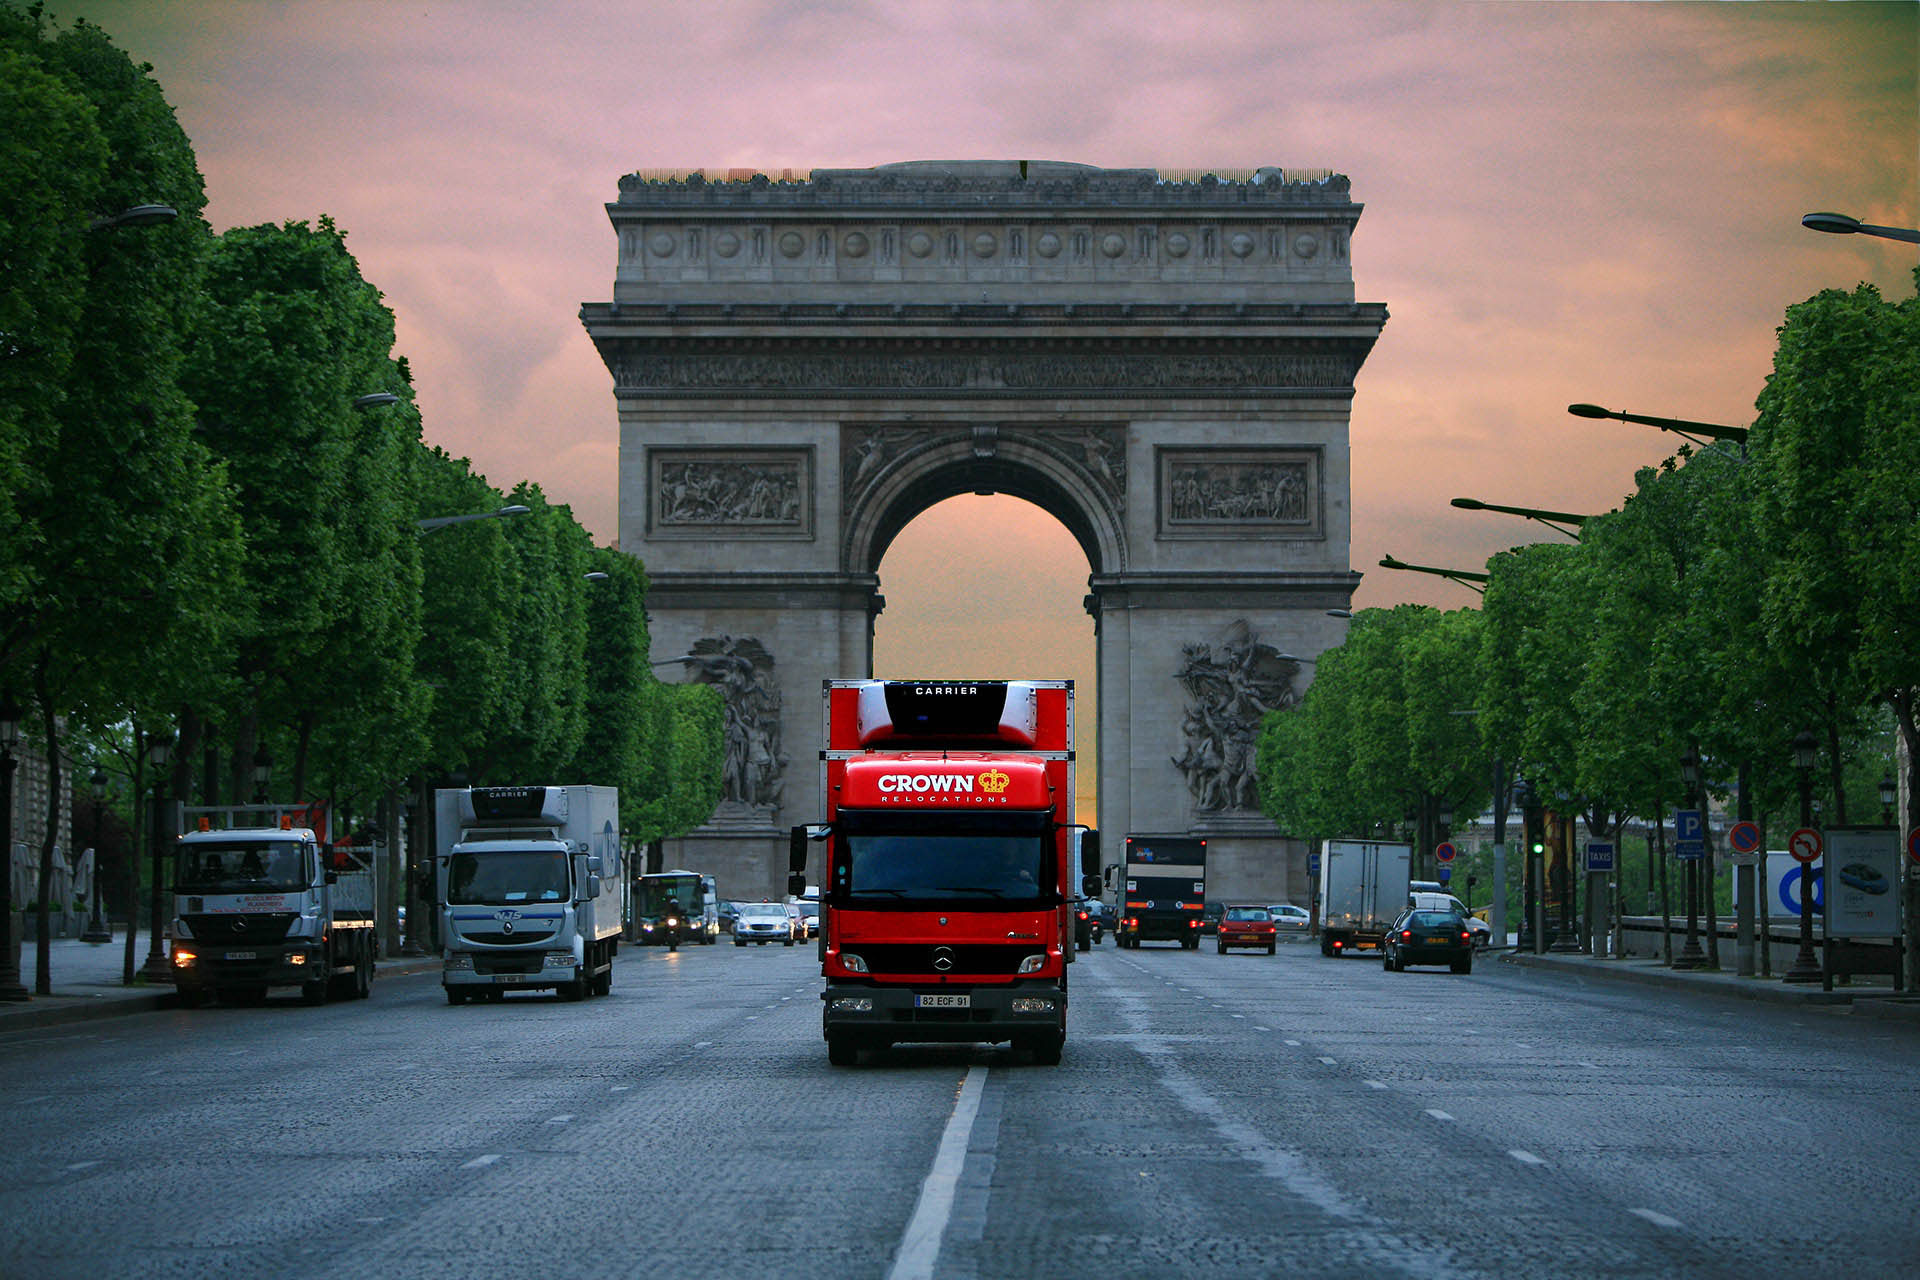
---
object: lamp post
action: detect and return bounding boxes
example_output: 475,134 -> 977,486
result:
1376,555 -> 1489,595
85,203 -> 178,231
1878,775 -> 1895,827
1449,497 -> 1594,542
251,748 -> 271,805
1514,777 -> 1544,954
416,505 -> 531,534
81,768 -> 112,943
1566,403 -> 1748,448
1784,730 -> 1823,984
1800,212 -> 1920,245
139,732 -> 175,984
0,698 -> 27,1001
1673,749 -> 1707,969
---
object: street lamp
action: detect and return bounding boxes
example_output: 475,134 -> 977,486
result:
1567,403 -> 1748,447
352,392 -> 402,410
584,571 -> 610,582
1800,212 -> 1920,245
0,698 -> 27,1001
1513,776 -> 1544,954
86,203 -> 178,231
1449,497 -> 1594,542
416,505 -> 531,534
1673,749 -> 1707,969
1377,554 -> 1489,595
139,731 -> 175,984
1878,775 -> 1895,826
1784,730 -> 1823,984
81,767 -> 112,943
252,748 -> 272,805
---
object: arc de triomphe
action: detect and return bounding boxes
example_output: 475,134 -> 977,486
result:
581,161 -> 1386,903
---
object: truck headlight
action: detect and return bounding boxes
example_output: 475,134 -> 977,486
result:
1017,953 -> 1048,974
831,996 -> 873,1013
840,953 -> 869,974
544,952 -> 574,969
288,953 -> 307,966
172,918 -> 194,940
171,947 -> 196,967
445,954 -> 473,971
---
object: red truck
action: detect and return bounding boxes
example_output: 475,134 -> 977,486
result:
791,679 -> 1091,1066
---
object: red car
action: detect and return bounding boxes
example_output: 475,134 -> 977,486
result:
1216,906 -> 1278,955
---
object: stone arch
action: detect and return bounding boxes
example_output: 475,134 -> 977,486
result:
842,428 -> 1125,578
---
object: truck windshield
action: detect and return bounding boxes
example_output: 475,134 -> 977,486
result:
174,842 -> 310,894
447,849 -> 570,904
838,811 -> 1053,904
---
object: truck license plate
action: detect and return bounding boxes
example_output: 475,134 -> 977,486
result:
226,951 -> 255,960
916,993 -> 970,1009
494,974 -> 524,983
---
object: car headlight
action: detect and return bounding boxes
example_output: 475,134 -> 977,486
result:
840,952 -> 869,973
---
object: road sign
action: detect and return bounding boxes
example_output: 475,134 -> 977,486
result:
1584,841 -> 1615,873
1779,864 -> 1824,916
1437,865 -> 1451,883
1907,827 -> 1920,866
1435,841 -> 1457,864
1728,821 -> 1762,854
1675,809 -> 1704,861
1788,827 -> 1823,864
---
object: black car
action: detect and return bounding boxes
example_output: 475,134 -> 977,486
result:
1200,901 -> 1225,936
1382,908 -> 1475,974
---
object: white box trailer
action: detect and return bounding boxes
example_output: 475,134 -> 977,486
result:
435,785 -> 623,1004
1318,839 -> 1412,956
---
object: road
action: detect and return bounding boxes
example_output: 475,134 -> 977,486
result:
2,939 -> 1915,1279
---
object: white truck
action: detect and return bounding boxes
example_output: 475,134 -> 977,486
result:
1317,838 -> 1412,956
168,804 -> 377,1006
436,785 -> 623,1004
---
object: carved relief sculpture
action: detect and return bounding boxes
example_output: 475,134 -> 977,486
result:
1171,621 -> 1301,812
684,635 -> 785,810
1160,448 -> 1321,538
653,451 -> 808,532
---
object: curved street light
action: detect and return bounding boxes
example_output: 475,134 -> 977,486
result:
1801,212 -> 1920,245
1377,554 -> 1489,595
86,203 -> 178,231
416,505 -> 531,534
352,392 -> 402,410
1567,403 -> 1748,446
1450,497 -> 1593,542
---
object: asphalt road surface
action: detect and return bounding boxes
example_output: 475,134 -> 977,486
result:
3,940 -> 1916,1279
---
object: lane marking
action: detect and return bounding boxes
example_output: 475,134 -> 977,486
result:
1630,1208 -> 1683,1230
546,1114 -> 573,1125
1253,1026 -> 1271,1032
1425,1109 -> 1454,1122
1363,1080 -> 1387,1090
1508,1150 -> 1545,1165
1285,1039 -> 1301,1046
1230,1014 -> 1245,1019
694,1041 -> 714,1048
1318,1056 -> 1337,1066
887,1064 -> 987,1280
611,1085 -> 632,1092
65,1161 -> 99,1172
462,1154 -> 501,1169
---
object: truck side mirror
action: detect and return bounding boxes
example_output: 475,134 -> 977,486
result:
787,873 -> 808,898
1082,874 -> 1103,896
788,825 -> 809,876
324,871 -> 338,885
585,875 -> 602,898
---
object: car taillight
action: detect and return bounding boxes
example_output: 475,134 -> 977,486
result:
1077,911 -> 1088,920
1401,929 -> 1413,939
1461,931 -> 1471,942
1189,920 -> 1199,929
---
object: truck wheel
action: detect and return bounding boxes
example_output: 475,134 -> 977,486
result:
446,987 -> 468,1005
356,955 -> 373,999
301,977 -> 329,1006
560,975 -> 586,1001
1077,936 -> 1089,952
1019,1032 -> 1064,1066
1320,938 -> 1334,957
735,938 -> 746,947
174,987 -> 204,1009
784,937 -> 794,947
592,968 -> 612,997
826,1032 -> 859,1067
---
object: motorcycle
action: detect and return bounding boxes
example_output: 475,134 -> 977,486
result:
662,913 -> 681,952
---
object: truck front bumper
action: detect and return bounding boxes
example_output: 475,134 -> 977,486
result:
170,944 -> 317,990
822,980 -> 1066,1044
444,949 -> 575,990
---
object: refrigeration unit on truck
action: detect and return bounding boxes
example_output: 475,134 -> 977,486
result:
1317,838 -> 1412,955
436,785 -> 623,1004
1111,835 -> 1207,949
794,679 -> 1094,1066
168,803 -> 375,1007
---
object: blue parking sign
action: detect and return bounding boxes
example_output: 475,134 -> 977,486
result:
1675,809 -> 1704,861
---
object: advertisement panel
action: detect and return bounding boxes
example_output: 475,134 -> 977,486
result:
1821,828 -> 1901,939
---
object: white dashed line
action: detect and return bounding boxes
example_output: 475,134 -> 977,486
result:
1230,1013 -> 1245,1019
64,1161 -> 98,1172
1630,1208 -> 1683,1230
887,1065 -> 987,1280
1424,1109 -> 1454,1122
1577,1061 -> 1599,1069
1285,1039 -> 1301,1046
694,1041 -> 714,1048
546,1115 -> 573,1125
612,1085 -> 631,1092
462,1154 -> 502,1169
1317,1056 -> 1337,1066
1363,1080 -> 1387,1090
1508,1150 -> 1545,1166
1254,1026 -> 1271,1032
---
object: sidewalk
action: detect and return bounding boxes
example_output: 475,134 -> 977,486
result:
1496,947 -> 1920,1022
0,935 -> 442,1033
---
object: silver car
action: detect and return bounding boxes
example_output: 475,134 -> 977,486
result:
1266,903 -> 1311,931
733,902 -> 797,946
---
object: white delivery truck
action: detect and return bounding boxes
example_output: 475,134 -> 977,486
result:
1318,838 -> 1412,956
168,804 -> 376,1006
436,785 -> 623,1004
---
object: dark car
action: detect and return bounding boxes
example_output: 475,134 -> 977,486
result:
1216,905 -> 1277,955
1073,897 -> 1105,950
1383,909 -> 1475,974
1200,901 -> 1226,935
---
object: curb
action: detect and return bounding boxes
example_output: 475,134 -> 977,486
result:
1495,948 -> 1903,1010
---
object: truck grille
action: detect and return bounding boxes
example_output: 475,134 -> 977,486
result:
182,913 -> 297,945
460,930 -> 556,946
847,944 -> 1040,976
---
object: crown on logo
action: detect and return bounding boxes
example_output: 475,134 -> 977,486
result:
979,769 -> 1010,794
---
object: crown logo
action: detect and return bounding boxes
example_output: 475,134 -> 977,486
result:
979,769 -> 1010,794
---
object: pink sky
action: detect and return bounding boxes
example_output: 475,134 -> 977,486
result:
57,1 -> 1918,750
